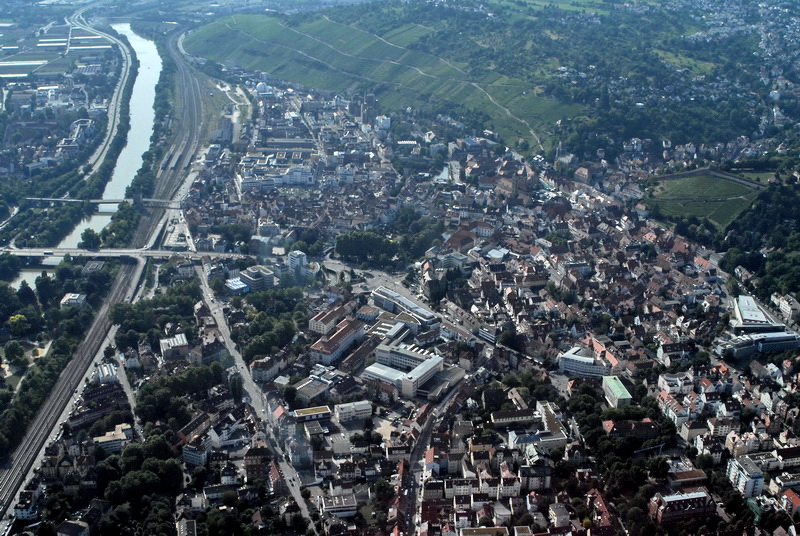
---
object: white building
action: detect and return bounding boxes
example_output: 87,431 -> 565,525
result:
658,372 -> 694,396
727,456 -> 765,498
558,346 -> 611,377
288,250 -> 307,272
362,343 -> 444,398
334,400 -> 373,423
239,265 -> 275,291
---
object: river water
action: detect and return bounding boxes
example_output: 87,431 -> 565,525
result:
57,23 -> 162,249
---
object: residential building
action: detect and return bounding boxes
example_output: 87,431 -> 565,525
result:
727,456 -> 765,498
648,488 -> 716,525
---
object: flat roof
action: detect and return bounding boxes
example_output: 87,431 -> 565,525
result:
603,376 -> 632,399
736,295 -> 768,323
336,400 -> 372,411
363,362 -> 405,383
293,405 -> 331,417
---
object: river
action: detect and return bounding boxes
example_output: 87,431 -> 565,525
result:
57,23 -> 162,249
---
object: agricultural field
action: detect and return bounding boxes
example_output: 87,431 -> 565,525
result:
184,14 -> 580,148
646,173 -> 761,229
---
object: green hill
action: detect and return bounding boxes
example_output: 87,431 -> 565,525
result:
185,1 -> 767,156
184,13 -> 582,151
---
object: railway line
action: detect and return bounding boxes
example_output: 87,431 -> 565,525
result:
0,13 -> 207,524
0,260 -> 141,520
131,28 -> 204,247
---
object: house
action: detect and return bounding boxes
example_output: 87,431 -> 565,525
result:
56,520 -> 90,536
648,488 -> 716,525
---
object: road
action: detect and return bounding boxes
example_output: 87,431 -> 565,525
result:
69,7 -> 133,173
407,379 -> 464,534
194,265 -> 317,528
323,258 -> 422,305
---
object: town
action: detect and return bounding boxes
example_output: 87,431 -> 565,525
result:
4,49 -> 800,536
2,0 -> 800,535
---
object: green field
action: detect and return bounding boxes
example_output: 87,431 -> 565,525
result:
646,174 -> 760,229
185,14 -> 582,148
653,49 -> 716,76
736,170 -> 775,184
651,175 -> 751,199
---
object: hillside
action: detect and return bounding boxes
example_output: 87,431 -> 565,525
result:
184,0 -> 770,155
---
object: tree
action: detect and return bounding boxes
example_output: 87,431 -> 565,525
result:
210,277 -> 225,296
78,228 -> 101,249
16,281 -> 37,307
4,340 -> 25,366
8,314 -> 30,337
229,374 -> 244,403
373,478 -> 394,502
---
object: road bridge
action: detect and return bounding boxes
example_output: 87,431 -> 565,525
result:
26,197 -> 183,209
4,247 -> 247,261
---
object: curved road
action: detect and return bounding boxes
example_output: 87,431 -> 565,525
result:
68,7 -> 134,173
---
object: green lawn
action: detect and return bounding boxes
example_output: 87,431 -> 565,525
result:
653,49 -> 716,76
737,170 -> 775,184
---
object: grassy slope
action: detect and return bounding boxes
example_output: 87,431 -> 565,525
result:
184,14 -> 581,147
647,175 -> 760,229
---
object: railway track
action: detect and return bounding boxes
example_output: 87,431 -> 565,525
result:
0,17 -> 206,523
132,29 -> 204,247
0,260 -> 140,520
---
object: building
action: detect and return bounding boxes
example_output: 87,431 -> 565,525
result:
291,406 -> 332,422
715,331 -> 800,359
60,293 -> 87,308
371,286 -> 440,331
648,488 -> 716,525
322,493 -> 358,517
309,318 -> 365,365
491,409 -> 538,427
334,400 -> 373,423
93,423 -> 133,454
309,304 -> 353,336
176,519 -> 197,536
239,265 -> 275,291
602,418 -> 660,440
558,346 -> 611,377
727,456 -> 765,498
602,376 -> 632,408
657,372 -> 694,395
730,295 -> 785,333
160,332 -> 189,360
288,250 -> 308,273
56,520 -> 90,536
362,343 -> 444,398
